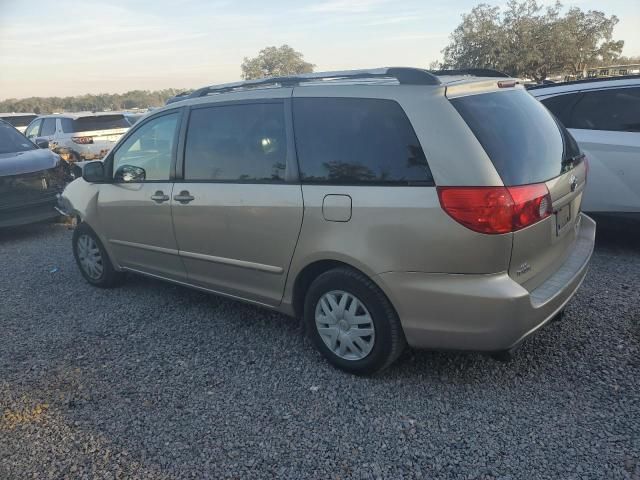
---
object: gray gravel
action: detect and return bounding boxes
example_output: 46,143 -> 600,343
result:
0,221 -> 638,479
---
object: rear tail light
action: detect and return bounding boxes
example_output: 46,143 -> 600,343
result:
437,184 -> 552,234
72,136 -> 93,144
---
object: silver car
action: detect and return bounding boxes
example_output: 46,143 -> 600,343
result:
25,112 -> 130,165
60,68 -> 595,374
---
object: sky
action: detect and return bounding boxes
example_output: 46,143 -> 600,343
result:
0,0 -> 639,99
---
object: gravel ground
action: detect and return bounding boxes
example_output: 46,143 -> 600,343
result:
0,221 -> 638,479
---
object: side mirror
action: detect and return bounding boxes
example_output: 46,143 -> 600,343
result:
35,139 -> 49,149
114,164 -> 146,183
82,161 -> 105,183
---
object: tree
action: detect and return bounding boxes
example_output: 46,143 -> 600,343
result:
441,1 -> 624,81
561,8 -> 624,76
241,45 -> 315,80
0,89 -> 185,114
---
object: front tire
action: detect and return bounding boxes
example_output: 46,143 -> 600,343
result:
304,267 -> 406,375
72,223 -> 122,288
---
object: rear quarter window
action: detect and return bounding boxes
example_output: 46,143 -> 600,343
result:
568,87 -> 640,132
293,97 -> 433,185
450,89 -> 571,186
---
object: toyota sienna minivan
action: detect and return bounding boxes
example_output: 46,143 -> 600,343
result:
59,68 -> 595,374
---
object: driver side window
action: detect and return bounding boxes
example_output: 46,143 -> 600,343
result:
113,112 -> 179,181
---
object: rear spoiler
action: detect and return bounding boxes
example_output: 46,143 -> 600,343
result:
445,78 -> 520,98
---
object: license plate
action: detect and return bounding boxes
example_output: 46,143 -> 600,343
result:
556,204 -> 572,234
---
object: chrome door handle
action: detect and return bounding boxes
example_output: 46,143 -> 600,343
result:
150,191 -> 170,203
173,191 -> 195,204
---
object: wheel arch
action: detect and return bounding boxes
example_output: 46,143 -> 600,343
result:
290,258 -> 395,320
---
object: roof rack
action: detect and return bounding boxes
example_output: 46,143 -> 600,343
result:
430,68 -> 510,78
182,67 -> 441,100
526,73 -> 640,90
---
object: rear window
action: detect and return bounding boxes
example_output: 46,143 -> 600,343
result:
0,115 -> 37,128
451,89 -> 574,186
293,98 -> 433,185
72,115 -> 129,132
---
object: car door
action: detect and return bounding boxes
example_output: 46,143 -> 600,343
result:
36,117 -> 57,148
566,86 -> 640,213
97,109 -> 188,281
171,97 -> 304,307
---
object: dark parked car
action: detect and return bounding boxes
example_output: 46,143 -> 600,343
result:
0,120 -> 66,227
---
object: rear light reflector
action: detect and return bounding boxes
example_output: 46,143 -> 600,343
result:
583,155 -> 589,183
437,184 -> 552,234
72,136 -> 93,144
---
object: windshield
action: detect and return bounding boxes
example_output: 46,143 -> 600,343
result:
0,121 -> 35,154
72,115 -> 130,132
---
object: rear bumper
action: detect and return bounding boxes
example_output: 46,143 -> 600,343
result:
376,214 -> 596,351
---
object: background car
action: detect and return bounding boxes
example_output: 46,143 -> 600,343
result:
0,120 -> 65,227
0,113 -> 38,134
529,76 -> 640,219
24,112 -> 131,165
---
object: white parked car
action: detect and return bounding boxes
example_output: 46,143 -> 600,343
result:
529,76 -> 640,219
24,112 -> 130,164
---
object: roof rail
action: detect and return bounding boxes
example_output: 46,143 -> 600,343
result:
430,68 -> 510,78
526,73 -> 640,90
182,67 -> 441,100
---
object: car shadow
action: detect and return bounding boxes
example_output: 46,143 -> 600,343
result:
591,214 -> 640,253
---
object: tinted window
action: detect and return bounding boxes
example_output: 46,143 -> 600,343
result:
60,118 -> 74,133
73,115 -> 129,132
25,119 -> 41,138
540,93 -> 583,126
0,121 -> 35,154
0,115 -> 37,128
451,89 -> 568,186
293,98 -> 432,185
40,118 -> 56,136
569,87 -> 640,132
184,103 -> 287,182
113,113 -> 179,181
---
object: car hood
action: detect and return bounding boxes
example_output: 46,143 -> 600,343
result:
0,149 -> 60,177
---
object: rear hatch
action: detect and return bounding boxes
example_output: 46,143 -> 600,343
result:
449,86 -> 587,290
71,115 -> 130,151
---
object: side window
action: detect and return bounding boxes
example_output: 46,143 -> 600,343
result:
540,93 -> 583,127
60,118 -> 75,133
40,118 -> 57,136
293,98 -> 433,185
184,103 -> 287,182
25,119 -> 41,139
113,112 -> 179,181
569,87 -> 640,132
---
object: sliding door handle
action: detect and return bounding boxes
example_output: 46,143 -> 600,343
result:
174,191 -> 195,204
150,191 -> 170,203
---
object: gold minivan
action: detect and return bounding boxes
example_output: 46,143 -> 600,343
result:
59,68 -> 595,374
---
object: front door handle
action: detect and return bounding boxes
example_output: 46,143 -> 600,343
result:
150,191 -> 170,203
174,190 -> 195,204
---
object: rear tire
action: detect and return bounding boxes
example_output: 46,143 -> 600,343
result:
72,223 -> 122,288
304,267 -> 406,375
